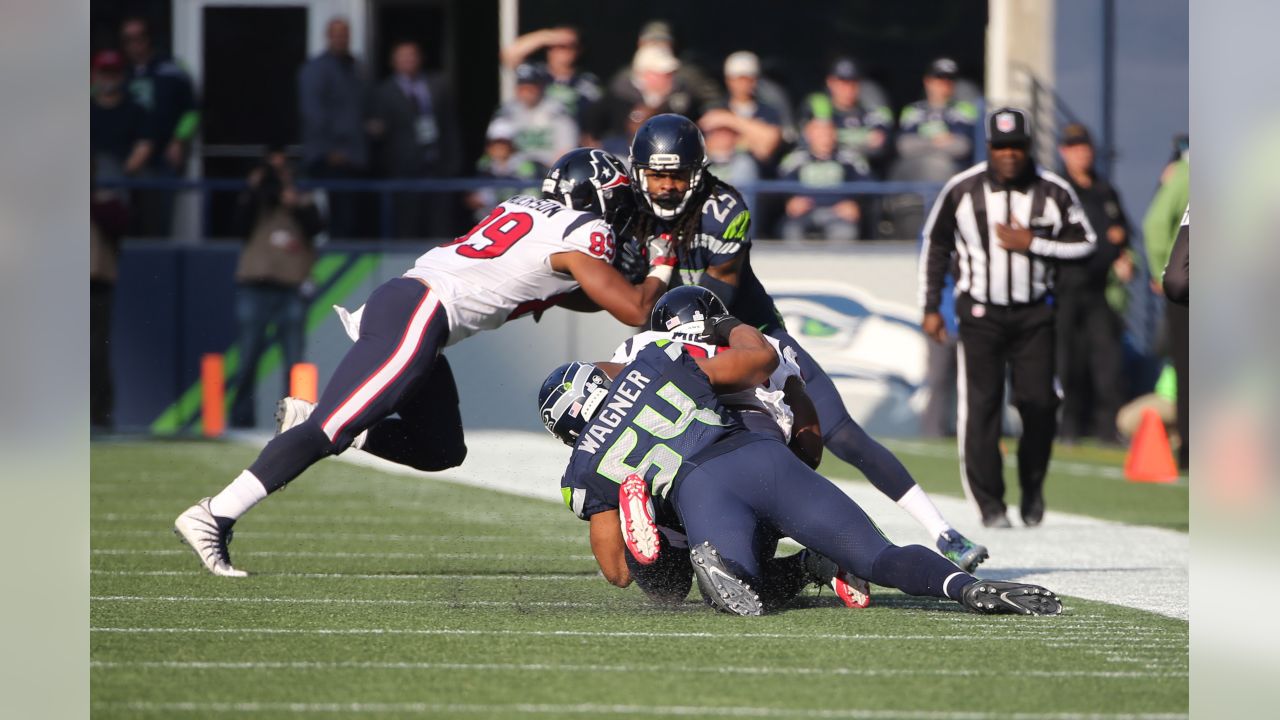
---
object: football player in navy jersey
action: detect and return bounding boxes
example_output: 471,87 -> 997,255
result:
623,113 -> 990,572
538,316 -> 1061,616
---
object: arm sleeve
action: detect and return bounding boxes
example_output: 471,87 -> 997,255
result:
919,187 -> 959,313
1162,209 -> 1189,305
1027,184 -> 1097,260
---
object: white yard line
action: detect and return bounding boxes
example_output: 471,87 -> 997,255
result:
88,659 -> 1185,679
89,701 -> 1188,719
89,626 -> 1185,646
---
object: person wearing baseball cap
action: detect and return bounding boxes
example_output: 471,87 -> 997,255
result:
919,105 -> 1097,528
894,56 -> 978,183
797,56 -> 893,177
91,48 -> 155,179
492,62 -> 578,168
1054,121 -> 1132,445
698,50 -> 783,163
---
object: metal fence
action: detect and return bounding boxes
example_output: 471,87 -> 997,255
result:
92,176 -> 947,242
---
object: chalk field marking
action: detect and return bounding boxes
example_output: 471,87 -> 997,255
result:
90,570 -> 596,581
88,626 -> 1185,647
92,549 -> 595,562
88,701 -> 1188,719
89,659 -> 1185,679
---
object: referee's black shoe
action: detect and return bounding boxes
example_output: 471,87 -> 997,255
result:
962,581 -> 1062,616
1021,491 -> 1045,527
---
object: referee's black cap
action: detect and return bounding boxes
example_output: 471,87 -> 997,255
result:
988,107 -> 1031,146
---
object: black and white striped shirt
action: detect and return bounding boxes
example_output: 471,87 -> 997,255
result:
919,162 -> 1096,313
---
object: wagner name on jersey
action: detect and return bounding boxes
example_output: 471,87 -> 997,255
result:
561,341 -> 744,522
402,195 -> 616,345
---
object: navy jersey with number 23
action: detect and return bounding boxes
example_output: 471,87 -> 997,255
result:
560,341 -> 742,521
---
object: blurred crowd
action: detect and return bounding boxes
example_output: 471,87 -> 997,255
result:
90,16 -> 986,242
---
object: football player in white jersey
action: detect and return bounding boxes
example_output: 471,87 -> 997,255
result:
174,149 -> 675,577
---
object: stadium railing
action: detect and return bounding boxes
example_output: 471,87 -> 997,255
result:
91,177 -> 946,241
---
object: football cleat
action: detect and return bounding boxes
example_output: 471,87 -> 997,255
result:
618,474 -> 661,565
801,549 -> 871,608
690,542 -> 763,616
961,580 -> 1062,616
937,530 -> 990,573
276,397 -> 367,450
832,570 -> 872,609
173,498 -> 247,578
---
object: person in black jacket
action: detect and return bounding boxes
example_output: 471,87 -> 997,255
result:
1054,123 -> 1130,444
368,41 -> 461,239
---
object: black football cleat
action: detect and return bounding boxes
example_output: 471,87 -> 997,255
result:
962,580 -> 1062,616
689,542 -> 763,616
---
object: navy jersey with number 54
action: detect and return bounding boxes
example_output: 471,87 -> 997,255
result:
560,341 -> 742,521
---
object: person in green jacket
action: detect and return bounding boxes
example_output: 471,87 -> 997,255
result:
1142,155 -> 1189,469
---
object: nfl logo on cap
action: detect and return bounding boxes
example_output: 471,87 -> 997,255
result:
996,112 -> 1016,134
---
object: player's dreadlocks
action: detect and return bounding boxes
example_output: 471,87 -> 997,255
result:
632,171 -> 741,252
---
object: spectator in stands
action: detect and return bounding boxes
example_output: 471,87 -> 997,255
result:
228,149 -> 322,429
492,63 -> 578,169
605,21 -> 722,119
587,45 -> 695,151
893,57 -> 978,182
797,57 -> 893,177
467,118 -> 546,220
1054,123 -> 1130,444
698,51 -> 783,165
778,117 -> 866,241
701,113 -> 760,187
298,17 -> 368,238
1143,151 -> 1189,470
501,26 -> 601,131
119,16 -> 199,237
91,158 -> 129,432
91,49 -> 154,180
368,40 -> 460,239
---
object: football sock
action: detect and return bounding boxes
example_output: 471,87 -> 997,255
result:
209,470 -> 268,521
896,485 -> 952,540
869,544 -> 976,601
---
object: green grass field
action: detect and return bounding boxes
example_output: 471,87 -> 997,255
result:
91,440 -> 1188,719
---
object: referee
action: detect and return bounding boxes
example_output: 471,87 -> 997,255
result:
918,107 -> 1096,528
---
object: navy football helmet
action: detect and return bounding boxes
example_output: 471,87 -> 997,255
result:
649,286 -> 728,341
629,113 -> 708,220
537,361 -> 614,446
543,148 -> 635,234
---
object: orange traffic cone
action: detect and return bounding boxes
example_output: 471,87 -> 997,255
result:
1124,408 -> 1179,483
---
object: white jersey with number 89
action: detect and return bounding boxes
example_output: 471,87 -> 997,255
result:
403,195 -> 616,345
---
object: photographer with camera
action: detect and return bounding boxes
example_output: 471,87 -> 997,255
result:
228,148 -> 324,428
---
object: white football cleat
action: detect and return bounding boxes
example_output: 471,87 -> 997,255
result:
276,396 -> 367,450
619,474 -> 661,565
173,498 -> 248,577
275,396 -> 315,435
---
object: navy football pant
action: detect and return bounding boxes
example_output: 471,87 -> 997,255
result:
673,436 -> 974,609
767,328 -> 918,502
249,277 -> 464,494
